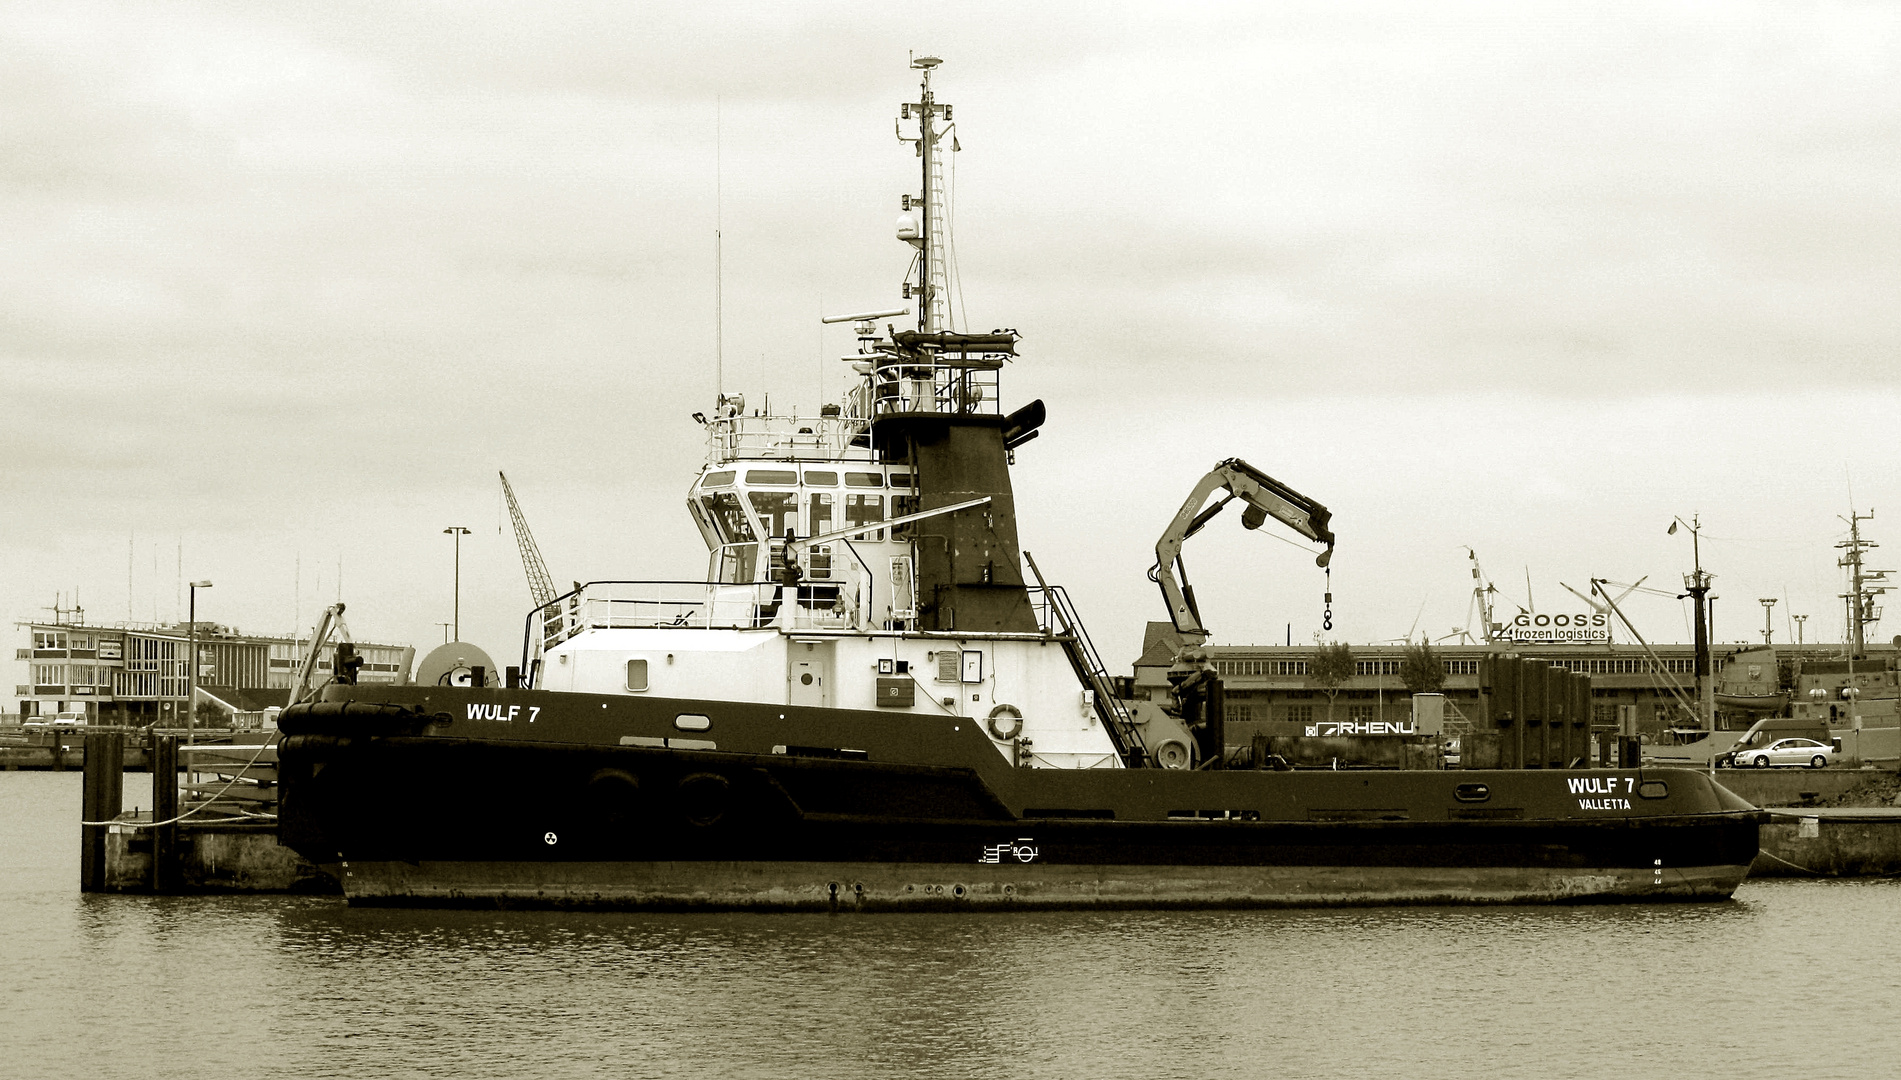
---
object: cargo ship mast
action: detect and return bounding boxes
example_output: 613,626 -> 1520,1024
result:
1837,509 -> 1889,659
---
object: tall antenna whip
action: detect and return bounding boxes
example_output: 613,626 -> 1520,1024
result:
710,96 -> 714,391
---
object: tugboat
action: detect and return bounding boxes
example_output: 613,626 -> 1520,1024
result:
277,57 -> 1764,909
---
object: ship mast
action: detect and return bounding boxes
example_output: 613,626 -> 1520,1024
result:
1836,509 -> 1889,660
901,55 -> 952,333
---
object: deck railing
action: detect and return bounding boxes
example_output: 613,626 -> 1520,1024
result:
522,574 -> 872,679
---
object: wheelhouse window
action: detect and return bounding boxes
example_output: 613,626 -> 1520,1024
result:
845,472 -> 885,488
749,491 -> 799,539
745,469 -> 798,485
626,659 -> 648,691
803,470 -> 838,486
702,492 -> 755,543
715,544 -> 758,584
701,471 -> 735,488
846,494 -> 884,541
809,492 -> 834,536
891,493 -> 919,540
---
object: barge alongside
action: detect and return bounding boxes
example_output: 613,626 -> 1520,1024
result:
275,57 -> 1763,910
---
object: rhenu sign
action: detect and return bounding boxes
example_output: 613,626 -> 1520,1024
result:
1305,720 -> 1416,737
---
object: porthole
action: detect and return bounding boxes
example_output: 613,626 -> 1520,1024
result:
1638,781 -> 1668,799
626,659 -> 648,691
674,713 -> 712,732
1454,783 -> 1491,803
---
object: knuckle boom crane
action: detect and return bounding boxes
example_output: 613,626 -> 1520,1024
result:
1150,457 -> 1336,644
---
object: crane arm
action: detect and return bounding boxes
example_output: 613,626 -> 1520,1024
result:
288,603 -> 353,707
1152,458 -> 1335,643
501,471 -> 557,609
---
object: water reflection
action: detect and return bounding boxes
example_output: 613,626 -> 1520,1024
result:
7,775 -> 1899,1079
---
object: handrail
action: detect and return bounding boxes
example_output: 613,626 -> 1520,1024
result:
518,575 -> 873,685
1022,552 -> 1146,768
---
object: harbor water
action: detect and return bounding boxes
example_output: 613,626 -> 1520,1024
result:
4,772 -> 1898,1079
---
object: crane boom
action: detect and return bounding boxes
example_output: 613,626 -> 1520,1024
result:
500,471 -> 557,609
1151,457 -> 1335,644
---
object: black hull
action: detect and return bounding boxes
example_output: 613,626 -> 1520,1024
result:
277,687 -> 1764,910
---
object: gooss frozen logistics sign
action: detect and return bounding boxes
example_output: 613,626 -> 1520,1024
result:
1507,611 -> 1609,643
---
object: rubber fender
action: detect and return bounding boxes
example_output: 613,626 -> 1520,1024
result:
986,704 -> 1024,741
677,772 -> 731,828
278,699 -> 434,736
583,769 -> 644,829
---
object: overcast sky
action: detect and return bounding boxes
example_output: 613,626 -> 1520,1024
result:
5,1 -> 1899,701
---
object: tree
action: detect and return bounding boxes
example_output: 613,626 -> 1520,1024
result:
1400,638 -> 1446,696
1310,642 -> 1354,723
194,700 -> 226,728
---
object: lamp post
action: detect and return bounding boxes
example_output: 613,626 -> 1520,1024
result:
1669,515 -> 1715,732
187,580 -> 213,742
444,527 -> 470,641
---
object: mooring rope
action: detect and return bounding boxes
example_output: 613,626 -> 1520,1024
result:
81,738 -> 279,829
1755,848 -> 1821,876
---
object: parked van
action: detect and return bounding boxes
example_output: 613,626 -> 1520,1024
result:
1716,716 -> 1835,767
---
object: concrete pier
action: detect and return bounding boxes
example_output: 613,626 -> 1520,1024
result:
79,729 -> 339,896
1751,808 -> 1901,877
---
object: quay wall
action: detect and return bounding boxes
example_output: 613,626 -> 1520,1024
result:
102,824 -> 338,894
1750,809 -> 1901,878
1709,769 -> 1876,807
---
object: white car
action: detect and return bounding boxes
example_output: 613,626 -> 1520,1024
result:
1736,737 -> 1834,769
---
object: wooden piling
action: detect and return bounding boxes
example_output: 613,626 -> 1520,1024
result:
151,733 -> 179,893
80,731 -> 125,892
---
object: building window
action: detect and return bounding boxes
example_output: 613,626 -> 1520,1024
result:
34,631 -> 66,650
1443,660 -> 1479,675
1355,660 -> 1403,677
1226,703 -> 1252,722
1285,704 -> 1313,724
1347,705 -> 1375,722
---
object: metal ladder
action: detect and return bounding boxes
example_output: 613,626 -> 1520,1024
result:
1023,553 -> 1147,766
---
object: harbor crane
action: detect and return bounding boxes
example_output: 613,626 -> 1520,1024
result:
1463,547 -> 1505,643
1150,458 -> 1335,645
500,471 -> 557,609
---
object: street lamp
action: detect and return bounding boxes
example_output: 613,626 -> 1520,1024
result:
187,580 -> 213,741
444,527 -> 471,641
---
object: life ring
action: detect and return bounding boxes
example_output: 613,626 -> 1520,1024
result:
986,704 -> 1024,741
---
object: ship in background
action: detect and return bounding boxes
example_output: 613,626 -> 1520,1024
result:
275,57 -> 1762,909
